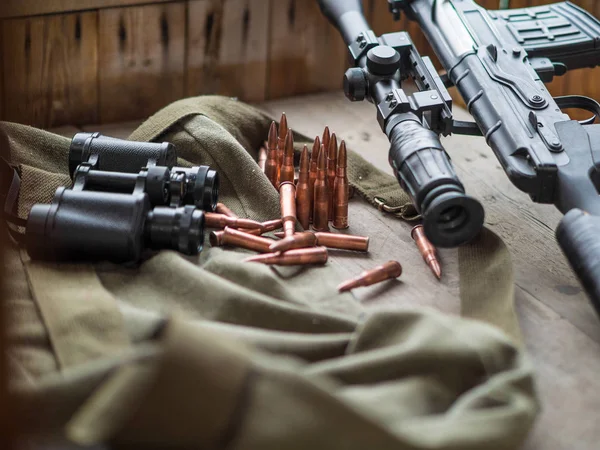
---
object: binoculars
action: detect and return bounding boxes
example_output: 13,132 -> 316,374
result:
25,133 -> 219,263
70,132 -> 220,211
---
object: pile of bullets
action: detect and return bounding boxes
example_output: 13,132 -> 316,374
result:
210,113 -> 443,292
23,124 -> 442,292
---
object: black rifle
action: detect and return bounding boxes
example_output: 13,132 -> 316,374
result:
318,0 -> 600,315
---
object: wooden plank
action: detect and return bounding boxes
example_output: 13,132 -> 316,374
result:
2,12 -> 98,128
259,90 -> 600,450
267,0 -> 347,99
98,3 -> 186,124
0,0 -> 174,19
0,20 -> 4,121
186,0 -> 270,102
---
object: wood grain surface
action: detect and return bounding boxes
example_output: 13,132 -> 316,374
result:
98,2 -> 185,123
0,0 -> 174,19
2,12 -> 98,128
186,0 -> 270,102
267,0 -> 347,99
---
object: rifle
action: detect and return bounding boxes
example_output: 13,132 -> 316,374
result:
318,0 -> 600,316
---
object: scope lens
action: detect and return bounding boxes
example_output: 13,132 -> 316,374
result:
422,191 -> 484,248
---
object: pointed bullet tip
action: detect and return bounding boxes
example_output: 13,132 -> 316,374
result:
431,261 -> 442,280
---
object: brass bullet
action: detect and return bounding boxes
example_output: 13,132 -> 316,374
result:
296,145 -> 311,229
230,219 -> 283,237
308,136 -> 321,223
269,231 -> 318,253
265,121 -> 279,187
332,140 -> 349,229
258,146 -> 268,172
312,145 -> 330,232
205,212 -> 263,230
337,261 -> 403,292
221,227 -> 274,253
327,132 -> 338,220
215,203 -> 238,218
209,230 -> 225,246
244,246 -> 328,265
280,129 -> 295,184
276,113 -> 288,186
210,228 -> 261,245
279,181 -> 297,238
322,126 -> 330,154
260,218 -> 283,234
411,225 -> 442,280
274,230 -> 369,252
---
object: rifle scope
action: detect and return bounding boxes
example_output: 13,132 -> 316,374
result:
25,188 -> 205,263
69,132 -> 220,212
317,0 -> 484,247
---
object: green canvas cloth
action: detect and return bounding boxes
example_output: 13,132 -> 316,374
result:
0,96 -> 537,449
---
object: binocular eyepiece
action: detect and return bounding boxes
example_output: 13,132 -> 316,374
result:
26,188 -> 205,263
70,132 -> 219,212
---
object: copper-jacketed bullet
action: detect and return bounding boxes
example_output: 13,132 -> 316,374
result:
244,247 -> 328,265
276,114 -> 288,186
308,136 -> 321,223
312,145 -> 330,232
280,130 -> 295,184
265,121 -> 279,187
411,225 -> 442,280
279,181 -> 297,238
215,203 -> 238,218
210,227 -> 274,253
296,145 -> 310,229
274,231 -> 368,252
327,132 -> 338,220
258,146 -> 267,172
205,212 -> 263,230
269,231 -> 318,253
237,219 -> 283,237
332,140 -> 349,229
337,261 -> 402,292
322,126 -> 330,154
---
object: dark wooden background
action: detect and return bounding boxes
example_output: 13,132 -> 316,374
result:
0,0 -> 598,128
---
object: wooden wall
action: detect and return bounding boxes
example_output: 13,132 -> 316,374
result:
0,0 -> 598,128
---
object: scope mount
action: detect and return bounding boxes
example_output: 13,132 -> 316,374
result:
345,30 -> 454,137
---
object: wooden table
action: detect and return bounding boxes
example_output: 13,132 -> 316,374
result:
51,91 -> 600,450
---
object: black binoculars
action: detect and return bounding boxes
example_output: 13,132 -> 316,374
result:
26,188 -> 205,263
70,132 -> 220,212
23,132 -> 220,263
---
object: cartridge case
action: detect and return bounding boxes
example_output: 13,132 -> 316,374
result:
258,146 -> 268,172
312,145 -> 330,232
277,114 -> 288,186
274,231 -> 369,252
260,219 -> 283,234
215,203 -> 238,218
265,121 -> 279,187
244,247 -> 328,265
269,231 -> 318,253
279,181 -> 297,238
296,145 -> 311,229
411,225 -> 442,279
217,227 -> 274,253
332,140 -> 349,229
337,261 -> 403,292
280,130 -> 295,184
205,212 -> 263,230
308,136 -> 321,222
322,126 -> 330,154
327,133 -> 338,220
